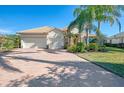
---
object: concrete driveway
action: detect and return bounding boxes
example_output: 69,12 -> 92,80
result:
0,48 -> 124,87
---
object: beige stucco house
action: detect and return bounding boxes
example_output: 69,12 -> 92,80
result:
106,32 -> 124,44
18,26 -> 64,49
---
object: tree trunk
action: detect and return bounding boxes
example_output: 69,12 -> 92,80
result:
68,37 -> 71,46
86,29 -> 89,46
67,31 -> 71,46
97,21 -> 101,45
79,33 -> 82,43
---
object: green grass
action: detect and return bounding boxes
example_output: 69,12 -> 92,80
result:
77,47 -> 124,77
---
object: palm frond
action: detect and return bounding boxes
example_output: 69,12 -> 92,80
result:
73,8 -> 82,17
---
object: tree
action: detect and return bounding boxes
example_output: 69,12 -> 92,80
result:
68,5 -> 124,47
83,22 -> 97,46
0,35 -> 21,50
81,5 -> 124,45
68,7 -> 95,46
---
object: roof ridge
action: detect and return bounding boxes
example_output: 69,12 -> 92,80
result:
17,26 -> 59,34
21,26 -> 54,31
110,31 -> 124,37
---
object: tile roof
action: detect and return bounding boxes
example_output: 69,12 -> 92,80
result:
18,26 -> 56,35
109,31 -> 124,39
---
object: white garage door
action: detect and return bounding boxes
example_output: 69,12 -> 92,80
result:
21,37 -> 47,48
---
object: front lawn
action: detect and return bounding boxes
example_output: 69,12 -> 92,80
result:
77,47 -> 124,77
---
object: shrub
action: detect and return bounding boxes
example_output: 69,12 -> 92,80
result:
98,45 -> 107,52
76,42 -> 85,52
67,45 -> 77,53
2,39 -> 15,50
0,35 -> 20,50
67,42 -> 85,53
105,43 -> 124,48
64,44 -> 67,49
88,43 -> 99,51
104,43 -> 111,47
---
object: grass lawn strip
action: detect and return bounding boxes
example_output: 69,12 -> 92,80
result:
77,47 -> 124,78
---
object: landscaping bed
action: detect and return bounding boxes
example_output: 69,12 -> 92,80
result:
77,47 -> 124,77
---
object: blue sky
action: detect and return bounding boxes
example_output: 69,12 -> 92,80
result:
0,5 -> 124,36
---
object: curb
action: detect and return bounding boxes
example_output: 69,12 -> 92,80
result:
76,54 -> 124,79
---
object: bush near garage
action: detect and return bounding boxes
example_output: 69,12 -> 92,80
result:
87,43 -> 99,51
67,42 -> 85,53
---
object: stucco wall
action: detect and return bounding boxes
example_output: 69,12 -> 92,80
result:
111,38 -> 120,44
20,29 -> 64,49
47,29 -> 64,49
106,38 -> 124,44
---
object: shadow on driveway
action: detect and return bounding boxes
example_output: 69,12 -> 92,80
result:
4,55 -> 124,87
1,49 -> 124,87
0,56 -> 23,73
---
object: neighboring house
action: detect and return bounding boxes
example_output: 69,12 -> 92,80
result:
18,26 -> 64,49
106,32 -> 124,44
67,27 -> 96,43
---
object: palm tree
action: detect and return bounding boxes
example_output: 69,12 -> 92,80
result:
81,5 -> 124,45
68,5 -> 124,46
68,7 -> 95,46
83,22 -> 97,46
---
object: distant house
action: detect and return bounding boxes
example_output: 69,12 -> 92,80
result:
106,32 -> 124,44
18,26 -> 64,49
67,27 -> 96,44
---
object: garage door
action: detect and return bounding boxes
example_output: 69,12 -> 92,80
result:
21,37 -> 47,48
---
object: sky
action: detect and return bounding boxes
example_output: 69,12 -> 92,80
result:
0,5 -> 124,36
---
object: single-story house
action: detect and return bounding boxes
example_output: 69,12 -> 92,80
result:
106,32 -> 124,44
18,26 -> 64,49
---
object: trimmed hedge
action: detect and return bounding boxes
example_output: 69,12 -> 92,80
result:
105,43 -> 124,48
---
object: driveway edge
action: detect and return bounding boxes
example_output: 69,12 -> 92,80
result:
76,53 -> 124,79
